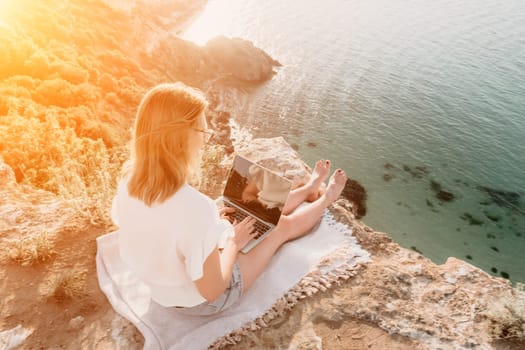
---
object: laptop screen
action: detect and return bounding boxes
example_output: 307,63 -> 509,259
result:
223,155 -> 292,225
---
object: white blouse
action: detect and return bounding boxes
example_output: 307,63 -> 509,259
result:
111,180 -> 233,307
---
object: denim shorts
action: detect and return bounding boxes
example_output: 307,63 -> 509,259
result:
175,262 -> 243,316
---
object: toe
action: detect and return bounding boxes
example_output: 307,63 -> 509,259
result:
331,169 -> 346,183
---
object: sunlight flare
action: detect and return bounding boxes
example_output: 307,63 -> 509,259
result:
183,0 -> 243,45
0,0 -> 15,15
0,0 -> 23,24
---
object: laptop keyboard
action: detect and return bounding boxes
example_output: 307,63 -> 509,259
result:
224,203 -> 271,239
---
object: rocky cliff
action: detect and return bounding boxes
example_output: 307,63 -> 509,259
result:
1,135 -> 524,349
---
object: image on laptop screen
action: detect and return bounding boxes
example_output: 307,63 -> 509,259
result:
223,156 -> 292,225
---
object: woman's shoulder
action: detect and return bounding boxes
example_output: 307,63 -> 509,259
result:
168,185 -> 219,230
175,184 -> 209,200
170,184 -> 215,211
115,180 -> 214,212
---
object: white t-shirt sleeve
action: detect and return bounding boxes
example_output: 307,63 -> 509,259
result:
178,198 -> 233,281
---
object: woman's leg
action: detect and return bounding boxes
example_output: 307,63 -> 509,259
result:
282,160 -> 331,215
236,169 -> 347,291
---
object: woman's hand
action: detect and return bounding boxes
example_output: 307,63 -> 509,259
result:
231,217 -> 256,251
219,206 -> 255,250
219,206 -> 235,222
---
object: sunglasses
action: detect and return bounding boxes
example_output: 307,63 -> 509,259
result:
193,128 -> 214,141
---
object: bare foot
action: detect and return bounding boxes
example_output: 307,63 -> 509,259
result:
324,169 -> 347,203
306,159 -> 331,201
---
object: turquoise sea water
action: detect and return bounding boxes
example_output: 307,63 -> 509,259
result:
183,0 -> 525,283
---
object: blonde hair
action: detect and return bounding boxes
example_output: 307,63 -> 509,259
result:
126,82 -> 207,206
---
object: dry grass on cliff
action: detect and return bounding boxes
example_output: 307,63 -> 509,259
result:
0,0 -> 241,232
0,0 -> 145,228
0,0 -> 222,230
8,232 -> 55,266
46,269 -> 87,303
484,284 -> 525,342
0,108 -> 129,223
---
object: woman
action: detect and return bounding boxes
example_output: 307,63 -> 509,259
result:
112,82 -> 347,316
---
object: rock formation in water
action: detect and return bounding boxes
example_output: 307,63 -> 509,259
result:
205,36 -> 281,83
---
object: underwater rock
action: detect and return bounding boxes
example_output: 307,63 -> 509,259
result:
402,164 -> 428,179
410,246 -> 422,254
491,267 -> 498,273
460,213 -> 484,226
484,212 -> 501,222
384,163 -> 395,170
291,143 -> 299,151
430,180 -> 441,192
486,233 -> 496,239
454,179 -> 470,187
383,174 -> 394,182
436,190 -> 455,202
466,255 -> 473,260
306,142 -> 317,148
477,186 -> 521,209
429,180 -> 455,202
500,271 -> 510,279
490,246 -> 499,253
426,199 -> 434,207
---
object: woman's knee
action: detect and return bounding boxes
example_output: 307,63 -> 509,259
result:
277,215 -> 302,241
277,215 -> 293,232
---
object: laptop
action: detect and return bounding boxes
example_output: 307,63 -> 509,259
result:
220,155 -> 292,253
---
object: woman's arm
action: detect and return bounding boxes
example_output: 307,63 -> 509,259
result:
194,217 -> 255,301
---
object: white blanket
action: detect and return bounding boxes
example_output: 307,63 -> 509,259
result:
96,211 -> 369,350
